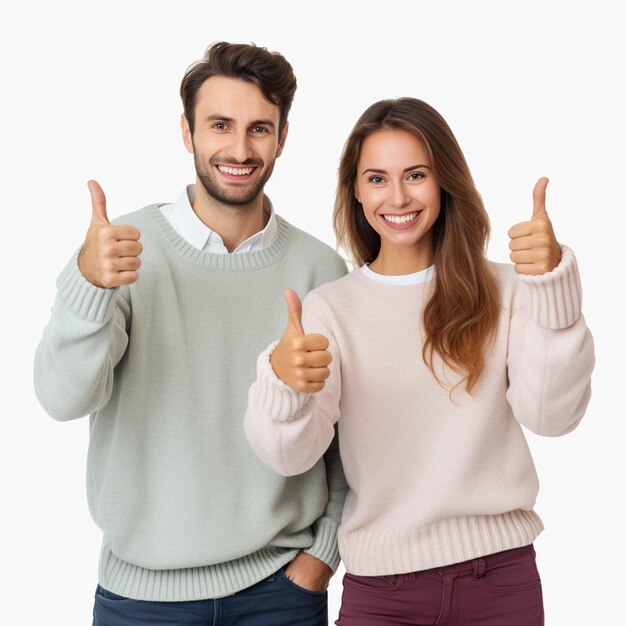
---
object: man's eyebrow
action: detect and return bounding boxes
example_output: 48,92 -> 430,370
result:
250,119 -> 276,129
205,115 -> 276,129
205,114 -> 235,123
361,164 -> 431,175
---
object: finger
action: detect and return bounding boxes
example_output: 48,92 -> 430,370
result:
111,256 -> 142,272
295,380 -> 325,394
102,270 -> 139,287
507,220 -> 534,240
300,333 -> 330,352
284,289 -> 304,335
110,225 -> 141,241
300,350 -> 333,368
115,270 -> 139,285
513,263 -> 540,276
532,176 -> 549,219
508,235 -> 535,251
88,180 -> 109,225
297,366 -> 330,383
509,250 -> 537,265
115,240 -> 143,257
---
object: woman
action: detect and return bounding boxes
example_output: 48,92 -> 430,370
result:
244,98 -> 594,625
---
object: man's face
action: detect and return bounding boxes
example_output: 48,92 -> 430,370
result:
182,76 -> 287,207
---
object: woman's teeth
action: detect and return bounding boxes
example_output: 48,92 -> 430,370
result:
383,212 -> 418,224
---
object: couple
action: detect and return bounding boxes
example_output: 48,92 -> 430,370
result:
34,41 -> 594,626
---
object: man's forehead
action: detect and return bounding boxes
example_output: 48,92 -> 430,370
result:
196,76 -> 280,120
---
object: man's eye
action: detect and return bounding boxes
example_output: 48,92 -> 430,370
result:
213,122 -> 227,130
252,126 -> 268,134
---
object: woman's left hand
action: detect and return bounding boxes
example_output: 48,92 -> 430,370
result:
508,177 -> 562,275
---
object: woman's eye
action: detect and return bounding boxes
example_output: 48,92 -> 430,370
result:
407,171 -> 425,181
369,176 -> 384,184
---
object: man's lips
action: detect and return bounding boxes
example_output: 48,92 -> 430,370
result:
214,164 -> 259,181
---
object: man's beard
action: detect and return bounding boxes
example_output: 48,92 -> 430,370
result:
194,152 -> 275,207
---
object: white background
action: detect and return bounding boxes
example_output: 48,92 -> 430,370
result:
1,1 -> 623,624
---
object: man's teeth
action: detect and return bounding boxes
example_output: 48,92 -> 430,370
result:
383,212 -> 418,224
217,165 -> 254,176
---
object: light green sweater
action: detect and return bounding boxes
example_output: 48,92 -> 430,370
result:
34,204 -> 348,601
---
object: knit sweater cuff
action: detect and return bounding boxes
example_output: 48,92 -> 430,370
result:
56,249 -> 120,323
254,342 -> 313,422
517,245 -> 582,329
303,517 -> 341,572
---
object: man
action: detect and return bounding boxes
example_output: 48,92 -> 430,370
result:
34,41 -> 347,626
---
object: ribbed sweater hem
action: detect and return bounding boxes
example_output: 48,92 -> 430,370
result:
57,251 -> 119,323
98,543 -> 300,601
518,244 -> 582,328
339,509 -> 544,576
302,517 -> 342,572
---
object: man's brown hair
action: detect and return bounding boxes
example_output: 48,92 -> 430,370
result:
180,41 -> 297,137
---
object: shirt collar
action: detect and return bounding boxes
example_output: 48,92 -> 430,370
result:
167,184 -> 277,253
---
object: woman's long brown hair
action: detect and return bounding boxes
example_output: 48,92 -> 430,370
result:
333,98 -> 500,393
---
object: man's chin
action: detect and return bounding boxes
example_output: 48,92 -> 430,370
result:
197,179 -> 263,207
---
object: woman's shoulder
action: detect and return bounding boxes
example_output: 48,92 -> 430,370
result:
304,269 -> 362,307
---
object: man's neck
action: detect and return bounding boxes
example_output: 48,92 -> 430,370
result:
191,181 -> 267,252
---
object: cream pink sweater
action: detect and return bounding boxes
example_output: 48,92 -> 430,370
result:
244,247 -> 594,576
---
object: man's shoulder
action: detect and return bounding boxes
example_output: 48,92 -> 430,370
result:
278,216 -> 345,266
110,203 -> 166,229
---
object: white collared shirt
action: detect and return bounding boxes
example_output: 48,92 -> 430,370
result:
160,184 -> 278,253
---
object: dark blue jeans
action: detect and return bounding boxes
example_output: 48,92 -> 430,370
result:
93,568 -> 328,626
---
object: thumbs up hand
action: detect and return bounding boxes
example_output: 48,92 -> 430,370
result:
269,289 -> 333,393
508,177 -> 561,276
78,180 -> 143,288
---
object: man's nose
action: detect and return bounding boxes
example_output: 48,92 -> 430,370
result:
230,130 -> 253,163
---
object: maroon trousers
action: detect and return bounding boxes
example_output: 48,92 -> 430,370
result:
335,544 -> 544,626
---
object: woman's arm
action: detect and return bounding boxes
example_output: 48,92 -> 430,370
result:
244,291 -> 342,476
506,246 -> 595,435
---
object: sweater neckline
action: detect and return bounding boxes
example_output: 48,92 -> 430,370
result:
149,204 -> 291,270
360,263 -> 435,285
352,265 -> 435,288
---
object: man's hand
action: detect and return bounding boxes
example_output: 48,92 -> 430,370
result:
508,177 -> 561,275
78,180 -> 143,288
283,552 -> 332,592
270,289 -> 332,392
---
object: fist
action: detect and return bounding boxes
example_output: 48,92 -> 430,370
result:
270,289 -> 332,393
508,177 -> 561,276
78,180 -> 143,288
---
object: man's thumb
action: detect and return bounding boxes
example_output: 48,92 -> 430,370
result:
88,179 -> 110,225
284,289 -> 304,335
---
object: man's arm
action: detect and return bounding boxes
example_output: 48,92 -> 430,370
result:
34,258 -> 131,420
34,181 -> 140,420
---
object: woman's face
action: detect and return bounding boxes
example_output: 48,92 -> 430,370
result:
355,129 -> 441,261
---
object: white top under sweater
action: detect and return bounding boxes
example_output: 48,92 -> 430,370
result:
244,247 -> 595,576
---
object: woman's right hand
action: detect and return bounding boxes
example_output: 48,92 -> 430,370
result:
269,289 -> 332,393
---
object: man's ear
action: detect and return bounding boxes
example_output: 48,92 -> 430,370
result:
276,121 -> 289,158
181,114 -> 194,153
